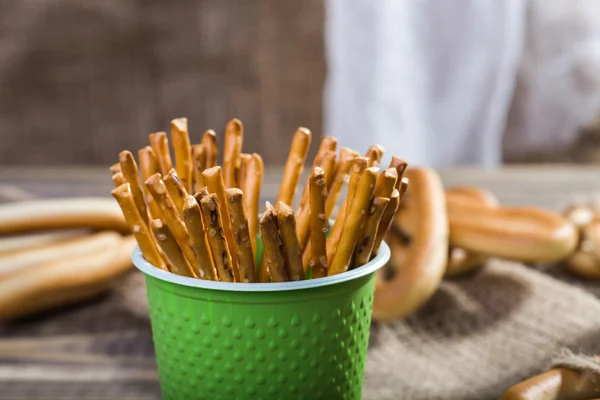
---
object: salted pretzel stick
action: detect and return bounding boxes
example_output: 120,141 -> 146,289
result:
191,144 -> 206,193
149,132 -> 173,176
226,188 -> 256,283
352,196 -> 390,267
138,146 -> 162,219
374,168 -> 398,198
259,206 -> 288,282
112,172 -> 126,188
365,144 -> 385,167
297,136 -> 338,211
308,167 -> 328,278
223,118 -> 244,188
325,148 -> 359,218
119,151 -> 149,228
328,167 -> 378,276
202,166 -> 240,281
277,127 -> 312,206
182,195 -> 216,280
276,202 -> 304,281
109,163 -> 121,174
237,153 -> 252,192
200,194 -> 235,282
325,157 -> 369,263
163,169 -> 188,213
111,184 -> 165,270
170,118 -> 193,193
151,219 -> 195,277
372,182 -> 406,256
145,174 -> 198,270
240,154 -> 263,258
201,130 -> 218,169
389,156 -> 408,189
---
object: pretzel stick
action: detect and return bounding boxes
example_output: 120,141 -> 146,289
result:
111,183 -> 165,270
138,146 -> 162,219
226,188 -> 256,283
325,147 -> 359,218
112,173 -> 126,188
277,127 -> 312,205
276,202 -> 304,281
199,193 -> 235,282
308,167 -> 328,278
163,169 -> 188,213
237,153 -> 252,192
201,130 -> 218,169
119,151 -> 149,227
325,156 -> 369,263
151,219 -> 195,277
182,195 -> 217,280
202,166 -> 240,281
389,156 -> 408,189
145,174 -> 199,270
259,206 -> 288,282
191,144 -> 206,193
240,153 -> 263,258
193,187 -> 209,205
320,150 -> 338,189
374,168 -> 398,198
223,119 -> 244,188
149,132 -> 173,176
328,167 -> 378,276
109,163 -> 121,174
170,118 -> 193,193
372,186 -> 403,257
297,136 -> 338,212
352,196 -> 390,267
365,144 -> 385,167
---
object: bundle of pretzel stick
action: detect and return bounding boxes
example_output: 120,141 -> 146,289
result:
111,117 -> 409,283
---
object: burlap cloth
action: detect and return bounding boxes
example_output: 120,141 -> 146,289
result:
116,258 -> 600,399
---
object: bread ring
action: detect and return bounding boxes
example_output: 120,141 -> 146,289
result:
0,198 -> 128,235
373,167 -> 448,321
565,221 -> 600,279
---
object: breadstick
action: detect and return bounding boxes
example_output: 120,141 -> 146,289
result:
171,118 -> 193,193
259,206 -> 287,282
149,132 -> 173,176
373,168 -> 448,321
223,118 -> 244,188
109,163 -> 121,174
199,193 -> 235,282
237,153 -> 252,192
388,156 -> 408,188
112,172 -> 126,188
372,187 -> 402,257
308,167 -> 328,278
328,167 -> 378,276
163,169 -> 188,213
145,174 -> 198,269
151,219 -> 195,277
182,195 -> 216,280
373,168 -> 398,198
119,150 -> 149,227
240,154 -> 263,258
326,156 -> 369,263
365,144 -> 385,167
112,184 -> 165,270
277,127 -> 312,206
276,202 -> 304,281
352,196 -> 390,267
0,198 -> 128,235
325,147 -> 359,218
0,230 -> 89,256
191,144 -> 206,193
297,137 -> 338,211
201,129 -> 218,169
202,166 -> 240,280
225,188 -> 256,283
138,146 -> 162,219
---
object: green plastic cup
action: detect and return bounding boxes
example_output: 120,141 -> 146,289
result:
132,240 -> 390,400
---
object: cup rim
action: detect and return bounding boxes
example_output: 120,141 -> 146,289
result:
132,241 -> 390,292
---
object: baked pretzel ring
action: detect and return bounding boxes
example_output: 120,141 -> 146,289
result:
373,167 -> 448,322
563,203 -> 600,279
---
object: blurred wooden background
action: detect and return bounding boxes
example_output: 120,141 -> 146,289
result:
0,0 -> 325,166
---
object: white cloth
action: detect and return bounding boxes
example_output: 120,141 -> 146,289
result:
325,0 -> 600,167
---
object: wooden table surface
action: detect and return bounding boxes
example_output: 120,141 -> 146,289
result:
0,164 -> 598,400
